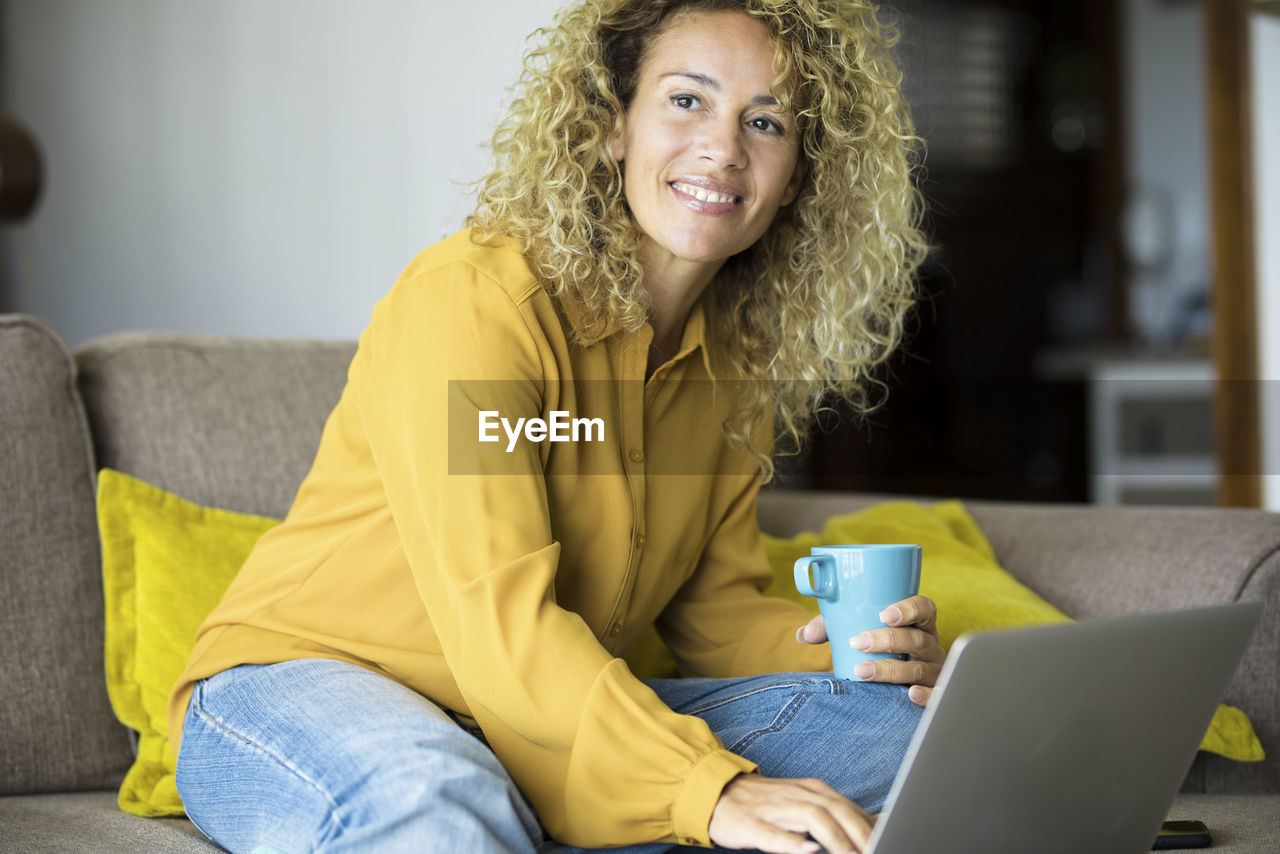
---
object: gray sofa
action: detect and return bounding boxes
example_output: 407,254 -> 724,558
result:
1,312 -> 1277,852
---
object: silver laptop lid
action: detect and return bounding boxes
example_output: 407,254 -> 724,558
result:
867,601 -> 1263,854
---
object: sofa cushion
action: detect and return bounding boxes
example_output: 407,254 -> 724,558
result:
2,791 -> 1274,854
74,333 -> 357,519
0,791 -> 224,852
1166,793 -> 1280,852
0,315 -> 134,794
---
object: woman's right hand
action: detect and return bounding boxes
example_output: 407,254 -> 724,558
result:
707,773 -> 875,854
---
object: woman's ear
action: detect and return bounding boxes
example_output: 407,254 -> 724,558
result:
610,118 -> 627,163
781,156 -> 808,207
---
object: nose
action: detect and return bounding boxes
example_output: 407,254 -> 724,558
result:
696,116 -> 747,170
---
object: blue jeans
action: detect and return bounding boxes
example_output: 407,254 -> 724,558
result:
176,659 -> 922,854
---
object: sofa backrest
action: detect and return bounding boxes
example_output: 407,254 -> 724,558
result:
75,332 -> 357,519
0,315 -> 134,795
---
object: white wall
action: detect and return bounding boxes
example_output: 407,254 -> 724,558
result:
0,0 -> 562,345
1254,14 -> 1280,510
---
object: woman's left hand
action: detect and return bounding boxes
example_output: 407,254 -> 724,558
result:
796,595 -> 944,707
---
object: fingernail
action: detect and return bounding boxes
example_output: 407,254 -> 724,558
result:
854,662 -> 876,680
879,606 -> 901,624
851,632 -> 873,651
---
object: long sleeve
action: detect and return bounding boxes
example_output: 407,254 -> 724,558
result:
657,474 -> 833,679
350,255 -> 754,847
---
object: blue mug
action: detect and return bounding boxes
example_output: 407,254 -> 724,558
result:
794,544 -> 922,681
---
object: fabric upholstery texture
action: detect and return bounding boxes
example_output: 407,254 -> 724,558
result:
1168,793 -> 1280,851
97,469 -> 280,816
75,333 -> 356,519
0,791 -> 223,853
0,315 -> 133,795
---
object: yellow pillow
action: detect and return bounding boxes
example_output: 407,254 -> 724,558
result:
98,468 -> 279,817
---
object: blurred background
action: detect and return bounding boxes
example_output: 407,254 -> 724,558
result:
0,0 -> 1276,509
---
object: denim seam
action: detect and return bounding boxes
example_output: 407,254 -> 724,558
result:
178,688 -> 221,849
192,686 -> 349,843
728,693 -> 808,754
682,677 -> 842,717
682,680 -> 811,716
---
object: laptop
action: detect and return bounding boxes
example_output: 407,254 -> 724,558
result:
865,601 -> 1264,854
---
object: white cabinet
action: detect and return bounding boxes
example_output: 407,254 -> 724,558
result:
1088,359 -> 1216,505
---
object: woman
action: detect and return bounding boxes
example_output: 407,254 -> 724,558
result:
170,1 -> 938,852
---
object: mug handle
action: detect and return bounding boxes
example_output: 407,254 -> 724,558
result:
794,554 -> 835,599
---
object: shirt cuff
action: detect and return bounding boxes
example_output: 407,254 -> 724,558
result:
671,748 -> 759,847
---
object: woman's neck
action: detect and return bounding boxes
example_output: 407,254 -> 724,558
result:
639,242 -> 723,378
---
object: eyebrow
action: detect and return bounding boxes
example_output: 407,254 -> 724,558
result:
658,71 -> 780,108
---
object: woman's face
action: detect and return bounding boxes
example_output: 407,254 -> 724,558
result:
611,10 -> 806,277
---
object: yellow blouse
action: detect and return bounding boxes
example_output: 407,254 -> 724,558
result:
169,229 -> 831,848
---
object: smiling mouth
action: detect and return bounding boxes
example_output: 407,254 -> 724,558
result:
670,181 -> 741,205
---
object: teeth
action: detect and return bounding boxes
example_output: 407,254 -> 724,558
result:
674,182 -> 736,204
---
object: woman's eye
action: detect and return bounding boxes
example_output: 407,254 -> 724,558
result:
750,116 -> 782,134
671,94 -> 699,109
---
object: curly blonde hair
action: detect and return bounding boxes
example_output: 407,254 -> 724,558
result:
470,0 -> 928,479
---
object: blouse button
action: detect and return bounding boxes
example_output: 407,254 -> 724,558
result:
634,532 -> 646,549
609,622 -> 622,637
629,448 -> 644,464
